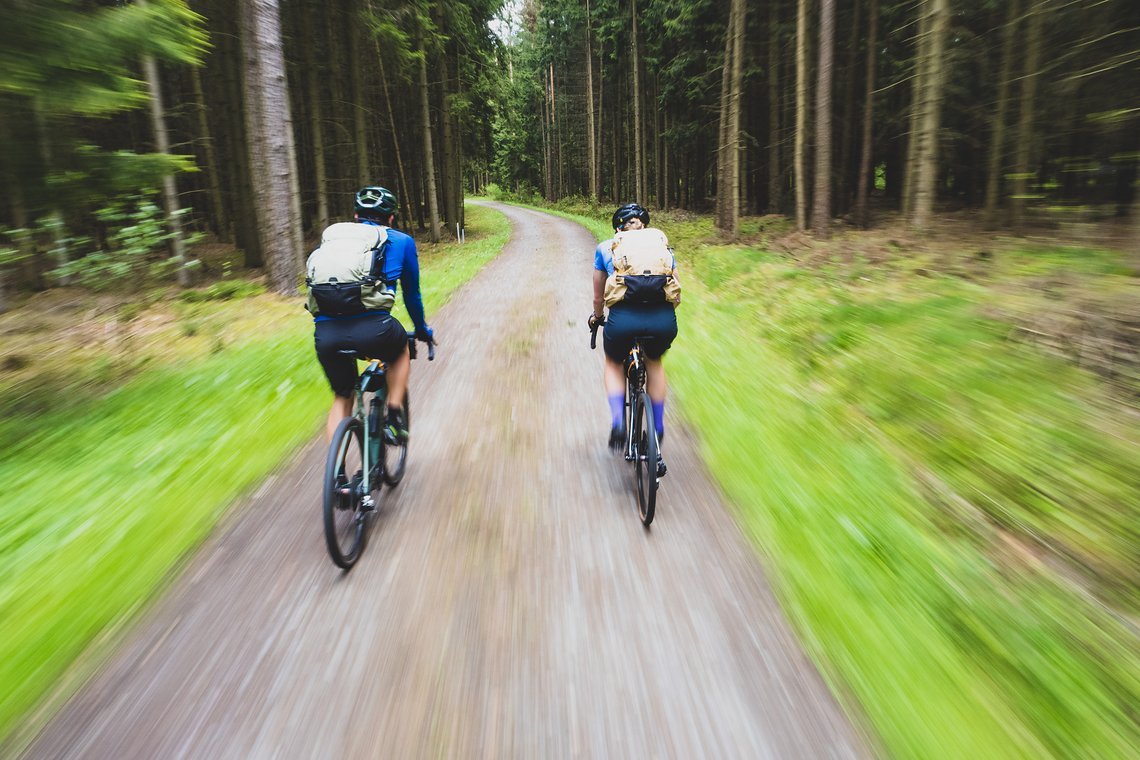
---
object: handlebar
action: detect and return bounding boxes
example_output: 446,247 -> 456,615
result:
589,317 -> 604,350
407,332 -> 436,361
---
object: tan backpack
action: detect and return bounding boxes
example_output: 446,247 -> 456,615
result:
603,228 -> 681,308
305,222 -> 396,316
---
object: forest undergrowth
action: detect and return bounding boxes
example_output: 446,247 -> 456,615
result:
516,193 -> 1139,758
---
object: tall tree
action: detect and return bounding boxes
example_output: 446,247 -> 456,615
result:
854,0 -> 879,228
241,0 -> 303,294
585,0 -> 598,201
1012,0 -> 1047,229
417,25 -> 441,242
141,45 -> 190,285
795,0 -> 810,231
631,0 -> 644,202
767,0 -> 783,214
910,0 -> 949,229
983,0 -> 1019,227
812,0 -> 836,236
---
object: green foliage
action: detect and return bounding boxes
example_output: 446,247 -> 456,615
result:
0,0 -> 206,115
669,229 -> 1140,758
179,280 -> 265,303
48,193 -> 200,290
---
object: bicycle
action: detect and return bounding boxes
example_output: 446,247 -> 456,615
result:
323,333 -> 435,569
591,320 -> 661,526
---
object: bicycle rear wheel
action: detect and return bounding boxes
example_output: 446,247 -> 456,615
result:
323,416 -> 368,569
634,391 -> 658,525
381,392 -> 410,486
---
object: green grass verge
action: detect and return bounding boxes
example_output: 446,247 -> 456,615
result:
0,202 -> 511,745
507,202 -> 1139,758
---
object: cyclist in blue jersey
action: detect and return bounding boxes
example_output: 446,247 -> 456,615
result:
588,203 -> 678,475
313,186 -> 432,443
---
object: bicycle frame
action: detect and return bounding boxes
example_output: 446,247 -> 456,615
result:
623,341 -> 648,461
355,359 -> 389,498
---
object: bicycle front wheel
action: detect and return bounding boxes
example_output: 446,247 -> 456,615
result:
381,392 -> 410,486
634,391 -> 658,526
323,416 -> 368,569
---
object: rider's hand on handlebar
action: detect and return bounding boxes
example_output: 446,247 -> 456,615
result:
415,325 -> 434,343
588,313 -> 604,331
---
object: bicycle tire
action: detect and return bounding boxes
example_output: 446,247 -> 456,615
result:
323,416 -> 368,569
381,391 -> 410,487
634,391 -> 658,526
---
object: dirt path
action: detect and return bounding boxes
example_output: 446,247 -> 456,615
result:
22,204 -> 868,758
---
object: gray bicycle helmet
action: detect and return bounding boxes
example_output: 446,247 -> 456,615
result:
354,186 -> 398,220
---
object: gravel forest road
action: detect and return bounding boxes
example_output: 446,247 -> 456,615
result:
22,203 -> 868,759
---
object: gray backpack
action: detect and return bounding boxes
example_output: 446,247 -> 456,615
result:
305,222 -> 396,316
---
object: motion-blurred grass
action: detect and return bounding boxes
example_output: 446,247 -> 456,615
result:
551,203 -> 1139,758
0,202 -> 510,745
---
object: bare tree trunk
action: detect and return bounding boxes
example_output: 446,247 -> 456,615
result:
190,66 -> 230,242
142,52 -> 190,285
854,0 -> 878,228
303,27 -> 329,232
726,0 -> 745,236
654,74 -> 663,208
418,30 -> 440,243
902,3 -> 930,218
631,0 -> 643,202
663,112 -> 670,208
812,0 -> 835,237
241,0 -> 303,294
983,0 -> 1019,228
598,40 -> 606,200
837,0 -> 860,213
585,0 -> 598,202
767,0 -> 782,214
347,13 -> 369,185
911,0 -> 948,230
795,0 -> 810,231
1012,0 -> 1046,230
716,17 -> 732,228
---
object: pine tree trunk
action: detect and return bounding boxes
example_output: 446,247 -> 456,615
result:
190,66 -> 230,242
795,0 -> 810,231
903,3 -> 930,218
303,25 -> 329,232
793,0 -> 811,232
347,6 -> 369,185
911,0 -> 948,230
585,0 -> 598,202
837,0 -> 860,214
631,0 -> 643,202
983,0 -> 1018,227
716,16 -> 732,228
854,0 -> 878,228
241,0 -> 303,294
375,46 -> 411,225
726,0 -> 745,236
142,51 -> 190,285
418,29 -> 440,243
1012,0 -> 1046,230
812,0 -> 835,237
767,0 -> 782,214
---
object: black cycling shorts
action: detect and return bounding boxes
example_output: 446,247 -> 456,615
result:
314,312 -> 408,397
603,302 -> 678,363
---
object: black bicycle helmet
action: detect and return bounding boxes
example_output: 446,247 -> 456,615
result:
612,202 -> 650,231
354,186 -> 398,220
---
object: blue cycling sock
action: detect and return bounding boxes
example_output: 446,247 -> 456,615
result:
652,400 -> 666,438
608,393 -> 624,428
